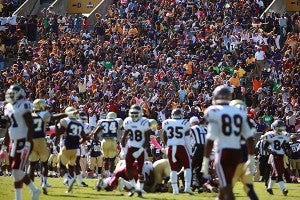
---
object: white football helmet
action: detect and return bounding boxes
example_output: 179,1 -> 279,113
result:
171,108 -> 183,119
212,85 -> 232,105
78,111 -> 89,123
271,119 -> 286,133
33,99 -> 48,111
129,104 -> 143,122
5,85 -> 26,104
106,112 -> 117,119
65,106 -> 77,119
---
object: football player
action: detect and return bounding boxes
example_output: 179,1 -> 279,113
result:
56,106 -> 87,193
73,111 -> 90,187
201,86 -> 256,200
286,134 -> 300,183
145,158 -> 171,193
263,119 -> 290,196
121,104 -> 152,197
88,133 -> 103,190
230,100 -> 259,200
162,108 -> 194,195
3,85 -> 41,200
28,99 -> 66,194
93,112 -> 122,178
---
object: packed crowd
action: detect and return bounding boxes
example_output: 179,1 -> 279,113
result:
0,1 -> 300,199
0,0 -> 299,133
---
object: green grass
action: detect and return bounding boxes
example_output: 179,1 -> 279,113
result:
0,176 -> 299,199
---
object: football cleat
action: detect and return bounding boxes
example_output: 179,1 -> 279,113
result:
282,189 -> 288,196
267,188 -> 274,195
184,188 -> 194,195
128,187 -> 136,197
80,182 -> 88,187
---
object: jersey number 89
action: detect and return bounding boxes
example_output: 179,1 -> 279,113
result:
221,114 -> 243,136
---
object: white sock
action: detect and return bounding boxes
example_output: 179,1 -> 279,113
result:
77,174 -> 83,183
15,188 -> 22,200
268,178 -> 275,189
184,168 -> 192,190
69,177 -> 75,186
278,181 -> 286,190
28,181 -> 38,192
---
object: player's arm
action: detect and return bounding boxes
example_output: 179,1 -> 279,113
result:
184,130 -> 193,156
50,113 -> 67,123
143,129 -> 152,149
55,118 -> 67,137
80,129 -> 87,144
91,124 -> 101,138
23,111 -> 34,142
121,130 -> 129,148
3,117 -> 10,147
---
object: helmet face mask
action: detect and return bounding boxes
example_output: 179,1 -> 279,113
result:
212,85 -> 232,105
129,104 -> 143,122
5,85 -> 26,104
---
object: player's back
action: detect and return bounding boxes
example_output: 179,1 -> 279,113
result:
98,119 -> 119,138
4,99 -> 32,140
63,117 -> 83,149
162,118 -> 190,146
205,105 -> 252,150
32,111 -> 51,138
123,117 -> 150,148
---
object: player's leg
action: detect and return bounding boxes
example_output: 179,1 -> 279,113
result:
66,150 -> 77,193
216,149 -> 241,200
39,138 -> 50,193
274,155 -> 288,196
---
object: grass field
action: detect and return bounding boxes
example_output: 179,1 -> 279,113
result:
0,176 -> 299,200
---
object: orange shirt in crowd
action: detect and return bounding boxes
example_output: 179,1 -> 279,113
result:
252,78 -> 262,92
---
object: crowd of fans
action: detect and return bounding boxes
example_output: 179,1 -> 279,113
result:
0,0 -> 299,133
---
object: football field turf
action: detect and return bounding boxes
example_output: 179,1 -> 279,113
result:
0,176 -> 299,199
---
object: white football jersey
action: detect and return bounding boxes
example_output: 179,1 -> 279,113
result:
4,99 -> 32,140
123,117 -> 150,148
263,131 -> 290,155
204,105 -> 254,151
162,119 -> 190,146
